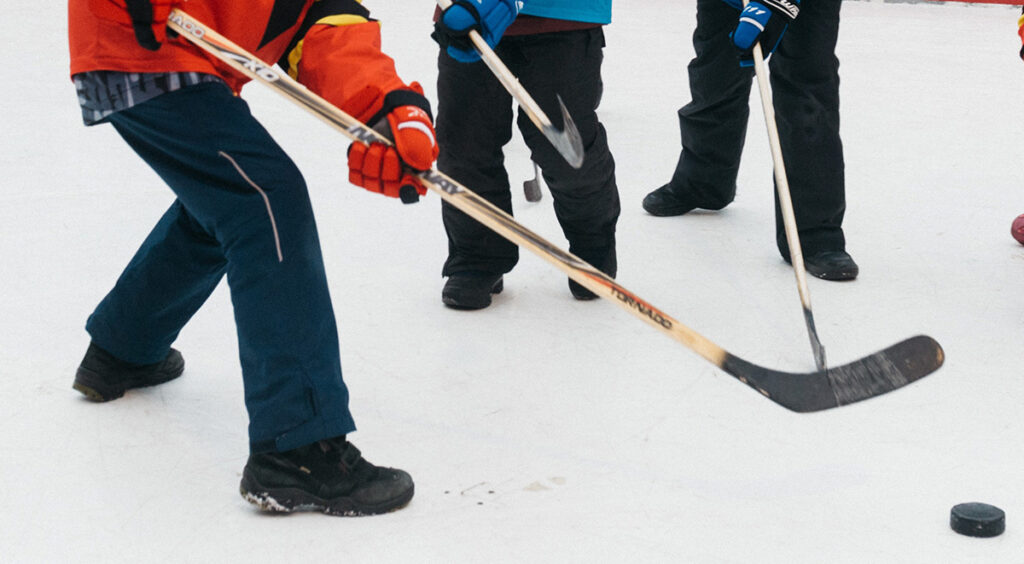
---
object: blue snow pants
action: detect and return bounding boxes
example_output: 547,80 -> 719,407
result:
87,81 -> 356,453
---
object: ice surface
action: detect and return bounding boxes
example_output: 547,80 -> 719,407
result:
1,1 -> 1020,562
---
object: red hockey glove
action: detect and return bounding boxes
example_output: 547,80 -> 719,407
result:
348,89 -> 438,203
88,0 -> 177,51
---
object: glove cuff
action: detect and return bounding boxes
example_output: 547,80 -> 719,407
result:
438,0 -> 483,35
760,0 -> 800,20
431,23 -> 473,53
368,88 -> 434,127
431,1 -> 482,53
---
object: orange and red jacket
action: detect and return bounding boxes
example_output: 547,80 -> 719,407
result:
69,0 -> 418,124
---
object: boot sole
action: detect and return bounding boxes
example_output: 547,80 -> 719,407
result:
642,203 -> 696,217
240,475 -> 414,516
785,258 -> 859,281
806,268 -> 859,281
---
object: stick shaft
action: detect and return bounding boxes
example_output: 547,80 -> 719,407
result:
161,9 -> 945,415
435,0 -> 549,132
749,38 -> 827,370
434,0 -> 583,168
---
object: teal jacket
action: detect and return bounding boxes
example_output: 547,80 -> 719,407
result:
520,0 -> 612,25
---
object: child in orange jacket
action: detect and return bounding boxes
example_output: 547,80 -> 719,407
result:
68,0 -> 437,516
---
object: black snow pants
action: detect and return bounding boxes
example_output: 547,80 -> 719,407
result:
436,27 -> 620,277
669,0 -> 847,257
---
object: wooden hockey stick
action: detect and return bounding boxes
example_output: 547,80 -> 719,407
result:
749,26 -> 827,370
167,9 -> 944,412
435,0 -> 584,169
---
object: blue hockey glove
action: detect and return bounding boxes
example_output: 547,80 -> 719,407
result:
432,0 -> 521,63
724,0 -> 800,67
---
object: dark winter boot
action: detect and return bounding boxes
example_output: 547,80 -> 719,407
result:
441,271 -> 504,310
240,437 -> 414,516
569,246 -> 617,300
642,184 -> 699,217
785,250 -> 859,281
73,342 -> 185,402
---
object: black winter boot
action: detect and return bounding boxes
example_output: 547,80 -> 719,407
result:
642,184 -> 699,217
569,246 -> 617,300
442,271 -> 504,310
785,250 -> 859,281
240,437 -> 414,516
73,342 -> 184,401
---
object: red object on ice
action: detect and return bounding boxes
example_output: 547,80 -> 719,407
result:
1012,215 -> 1024,246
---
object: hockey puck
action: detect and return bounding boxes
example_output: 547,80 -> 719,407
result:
950,502 -> 1005,538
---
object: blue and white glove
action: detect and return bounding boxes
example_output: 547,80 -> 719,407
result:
722,0 -> 800,67
432,0 -> 522,63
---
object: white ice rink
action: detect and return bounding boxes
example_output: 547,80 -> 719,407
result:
1,1 -> 1021,561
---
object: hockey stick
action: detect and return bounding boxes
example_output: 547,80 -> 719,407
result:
435,0 -> 584,169
523,160 -> 543,202
749,29 -> 827,371
167,9 -> 944,413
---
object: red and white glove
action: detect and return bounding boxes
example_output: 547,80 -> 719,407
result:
348,90 -> 438,203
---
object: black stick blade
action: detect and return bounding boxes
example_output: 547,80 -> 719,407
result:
722,335 -> 944,413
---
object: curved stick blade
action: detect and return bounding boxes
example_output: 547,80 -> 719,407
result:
544,95 -> 585,169
722,335 -> 944,413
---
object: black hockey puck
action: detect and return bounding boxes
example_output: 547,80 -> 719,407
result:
950,502 -> 1005,537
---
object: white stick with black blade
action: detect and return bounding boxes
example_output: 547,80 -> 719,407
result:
747,11 -> 827,371
167,9 -> 944,413
435,0 -> 584,169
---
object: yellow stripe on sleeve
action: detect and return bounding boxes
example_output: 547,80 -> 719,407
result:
285,14 -> 372,79
316,14 -> 369,27
287,40 -> 305,80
